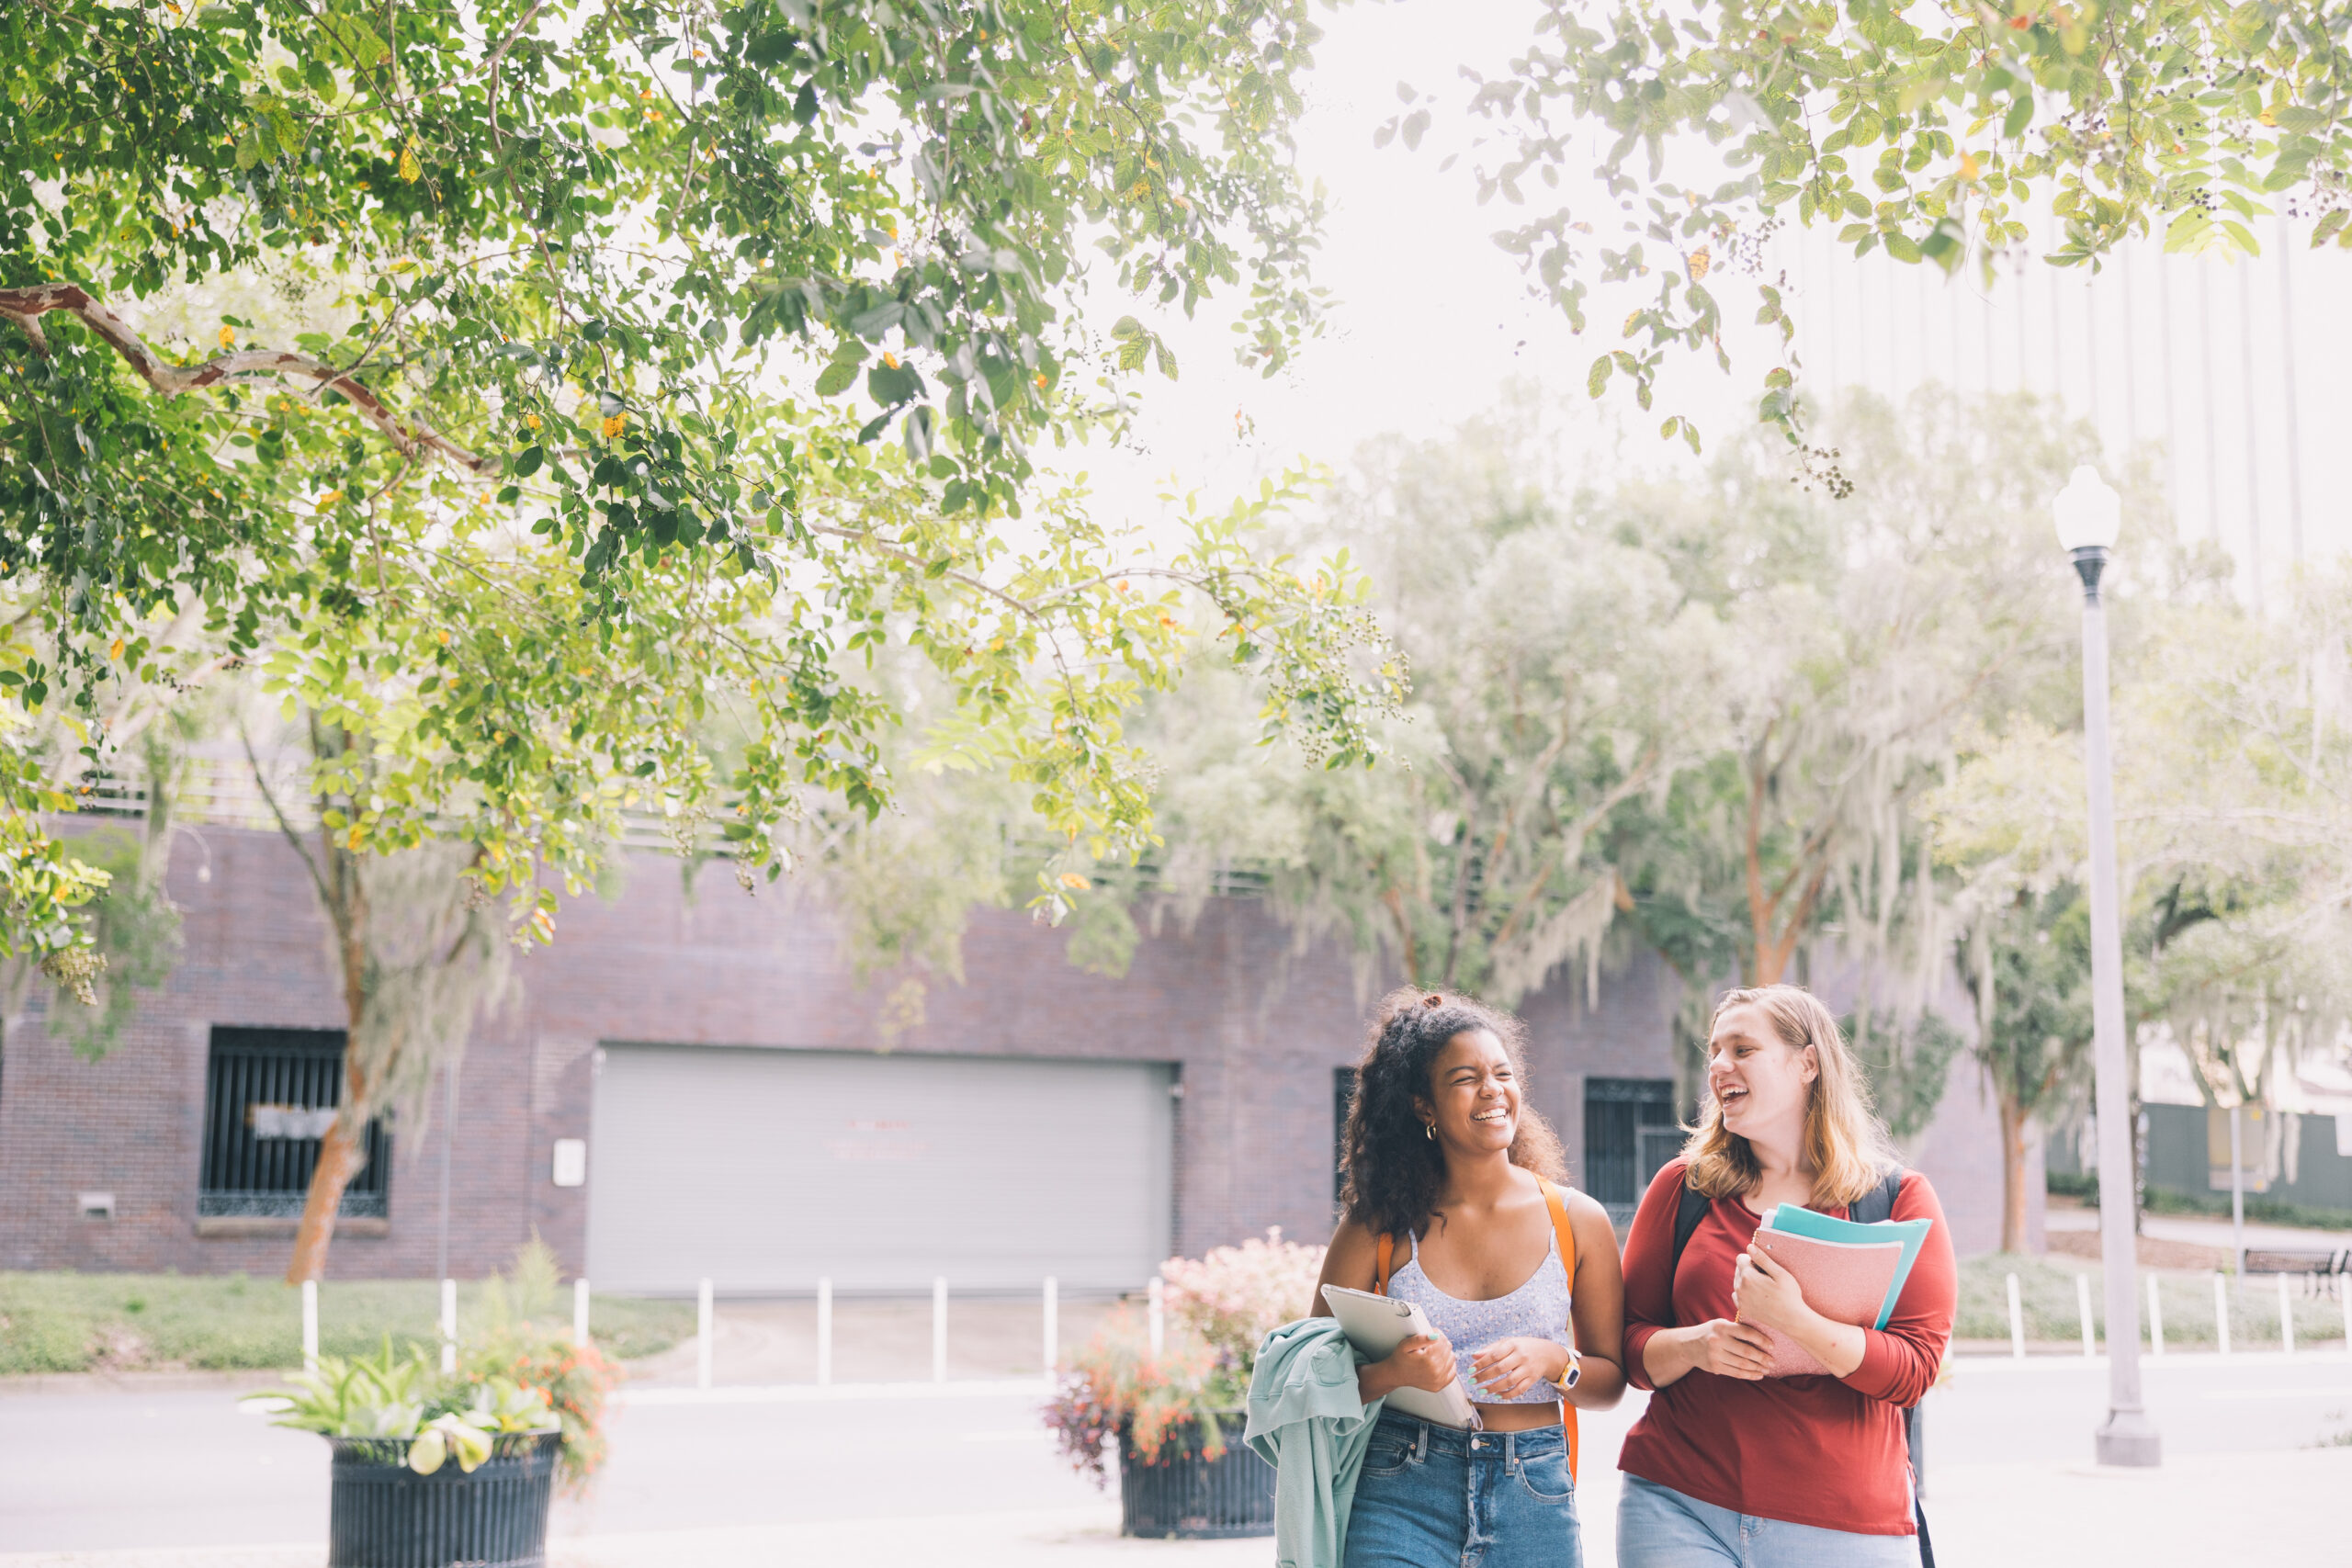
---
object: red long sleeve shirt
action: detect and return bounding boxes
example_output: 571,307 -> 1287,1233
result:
1615,1157 -> 1957,1536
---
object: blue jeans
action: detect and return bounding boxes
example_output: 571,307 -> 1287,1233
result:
1341,1411 -> 1581,1568
1616,1475 -> 1921,1568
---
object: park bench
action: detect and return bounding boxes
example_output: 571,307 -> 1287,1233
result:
2242,1247 -> 2349,1293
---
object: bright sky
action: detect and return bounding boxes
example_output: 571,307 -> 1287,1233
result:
1075,0 -> 1702,533
1069,0 -> 2352,608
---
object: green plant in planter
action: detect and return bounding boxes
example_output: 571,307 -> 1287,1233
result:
256,1337 -> 555,1475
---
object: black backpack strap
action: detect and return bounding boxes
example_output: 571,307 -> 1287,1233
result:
1850,1165 -> 1905,1226
1666,1180 -> 1711,1326
1854,1167 -> 1931,1562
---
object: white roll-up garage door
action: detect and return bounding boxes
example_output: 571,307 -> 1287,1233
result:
585,1044 -> 1174,1294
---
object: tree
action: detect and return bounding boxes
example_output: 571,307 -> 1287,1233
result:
1962,885 -> 2093,1254
0,0 -> 1381,955
1129,391 -> 1728,1005
1429,2 -> 2352,445
1,2 -> 1405,1277
1600,389 -> 2090,1018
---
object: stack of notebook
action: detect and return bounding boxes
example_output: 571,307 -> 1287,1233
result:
1743,1204 -> 1931,1377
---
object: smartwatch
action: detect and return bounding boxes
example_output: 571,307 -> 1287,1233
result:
1559,1347 -> 1582,1391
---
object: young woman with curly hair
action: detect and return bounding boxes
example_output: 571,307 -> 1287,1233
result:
1614,984 -> 1958,1567
1309,988 -> 1625,1568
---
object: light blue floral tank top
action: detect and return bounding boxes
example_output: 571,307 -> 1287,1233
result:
1387,1227 -> 1574,1404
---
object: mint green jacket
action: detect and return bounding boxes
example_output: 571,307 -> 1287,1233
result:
1243,1316 -> 1387,1568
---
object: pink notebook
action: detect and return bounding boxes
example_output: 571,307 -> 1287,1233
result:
1743,1230 -> 1905,1377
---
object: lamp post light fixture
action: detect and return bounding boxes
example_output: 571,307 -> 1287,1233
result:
2052,464 -> 2162,1468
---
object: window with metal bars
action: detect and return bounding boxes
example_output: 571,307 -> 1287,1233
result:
1583,1077 -> 1679,1219
198,1028 -> 389,1219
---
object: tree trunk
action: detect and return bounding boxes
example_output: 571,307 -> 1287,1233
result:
286,1105 -> 366,1283
1996,1086 -> 2030,1255
285,801 -> 371,1284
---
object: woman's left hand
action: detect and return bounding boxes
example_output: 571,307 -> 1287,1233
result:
1731,1241 -> 1814,1336
1468,1337 -> 1566,1400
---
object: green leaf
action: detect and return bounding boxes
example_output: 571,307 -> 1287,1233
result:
2003,95 -> 2034,140
320,7 -> 390,69
1884,231 -> 1923,265
513,446 -> 545,479
813,360 -> 859,396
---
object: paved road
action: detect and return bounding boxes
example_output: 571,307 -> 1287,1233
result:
3,1355 -> 2348,1556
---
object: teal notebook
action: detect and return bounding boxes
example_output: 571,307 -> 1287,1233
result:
1760,1204 -> 1931,1329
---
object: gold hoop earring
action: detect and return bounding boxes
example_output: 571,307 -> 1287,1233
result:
1424,1122 -> 1435,1141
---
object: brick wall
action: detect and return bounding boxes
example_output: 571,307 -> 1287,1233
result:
0,823 -> 2020,1280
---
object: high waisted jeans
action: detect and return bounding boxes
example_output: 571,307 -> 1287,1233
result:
1615,1474 -> 1922,1568
1341,1411 -> 1581,1568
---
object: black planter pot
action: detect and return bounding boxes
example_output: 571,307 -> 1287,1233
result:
1118,1413 -> 1275,1540
325,1432 -> 561,1568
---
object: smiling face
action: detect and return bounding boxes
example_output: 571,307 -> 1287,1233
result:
1416,1028 -> 1520,1155
1706,1000 -> 1816,1146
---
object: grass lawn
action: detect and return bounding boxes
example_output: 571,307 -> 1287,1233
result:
1956,1253 -> 2349,1350
0,1272 -> 695,1376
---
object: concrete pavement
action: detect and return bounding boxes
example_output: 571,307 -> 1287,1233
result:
5,1354 -> 2349,1565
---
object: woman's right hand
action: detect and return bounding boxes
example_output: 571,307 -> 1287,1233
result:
1672,1318 -> 1775,1382
1363,1333 -> 1457,1399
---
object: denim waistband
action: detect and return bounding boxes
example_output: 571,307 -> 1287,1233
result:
1373,1408 -> 1566,1461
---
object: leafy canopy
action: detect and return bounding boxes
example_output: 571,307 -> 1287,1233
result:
0,0 -> 1396,959
1460,1 -> 2352,442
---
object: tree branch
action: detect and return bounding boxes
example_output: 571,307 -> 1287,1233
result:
0,283 -> 494,475
239,724 -> 338,925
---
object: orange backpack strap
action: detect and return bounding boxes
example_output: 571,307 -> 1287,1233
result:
1374,1233 -> 1394,1296
1540,1178 -> 1582,1483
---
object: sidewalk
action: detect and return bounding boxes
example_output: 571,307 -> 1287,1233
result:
8,1450 -> 2347,1568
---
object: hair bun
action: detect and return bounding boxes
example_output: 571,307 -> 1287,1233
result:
1422,993 -> 1442,1009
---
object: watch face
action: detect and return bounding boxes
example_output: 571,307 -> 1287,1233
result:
1562,1357 -> 1581,1390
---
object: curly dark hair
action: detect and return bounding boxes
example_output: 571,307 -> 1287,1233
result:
1339,987 -> 1566,1242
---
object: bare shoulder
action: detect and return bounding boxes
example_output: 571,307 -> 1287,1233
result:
1556,1185 -> 1621,1259
1321,1216 -> 1384,1285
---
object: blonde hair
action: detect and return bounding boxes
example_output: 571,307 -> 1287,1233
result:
1680,984 -> 1895,1209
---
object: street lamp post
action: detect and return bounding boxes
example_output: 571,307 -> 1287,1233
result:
2052,465 -> 2162,1468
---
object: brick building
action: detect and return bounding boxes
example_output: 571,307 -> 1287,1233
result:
0,824 -> 2033,1292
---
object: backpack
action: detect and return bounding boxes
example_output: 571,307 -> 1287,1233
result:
1668,1168 -> 1934,1568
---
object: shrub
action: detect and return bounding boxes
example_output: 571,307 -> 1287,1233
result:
1158,1227 -> 1328,1381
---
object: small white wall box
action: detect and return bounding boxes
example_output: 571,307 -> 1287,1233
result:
78,1192 -> 114,1220
551,1139 -> 587,1188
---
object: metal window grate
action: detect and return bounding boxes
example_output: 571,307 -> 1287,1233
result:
198,1028 -> 389,1219
1583,1077 -> 1679,1216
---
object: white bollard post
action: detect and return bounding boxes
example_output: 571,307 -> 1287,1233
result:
933,1277 -> 948,1384
1148,1276 -> 1166,1358
573,1278 -> 591,1348
2342,1277 -> 2351,1361
2215,1272 -> 2232,1357
2076,1273 -> 2097,1359
816,1277 -> 833,1387
2146,1273 -> 2165,1358
696,1278 -> 714,1391
301,1279 -> 319,1372
2278,1271 -> 2295,1357
441,1278 -> 458,1374
2007,1272 -> 2025,1359
1043,1277 -> 1059,1376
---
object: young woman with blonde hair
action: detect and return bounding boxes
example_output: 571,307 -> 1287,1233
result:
1311,989 -> 1626,1568
1614,984 -> 1957,1567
